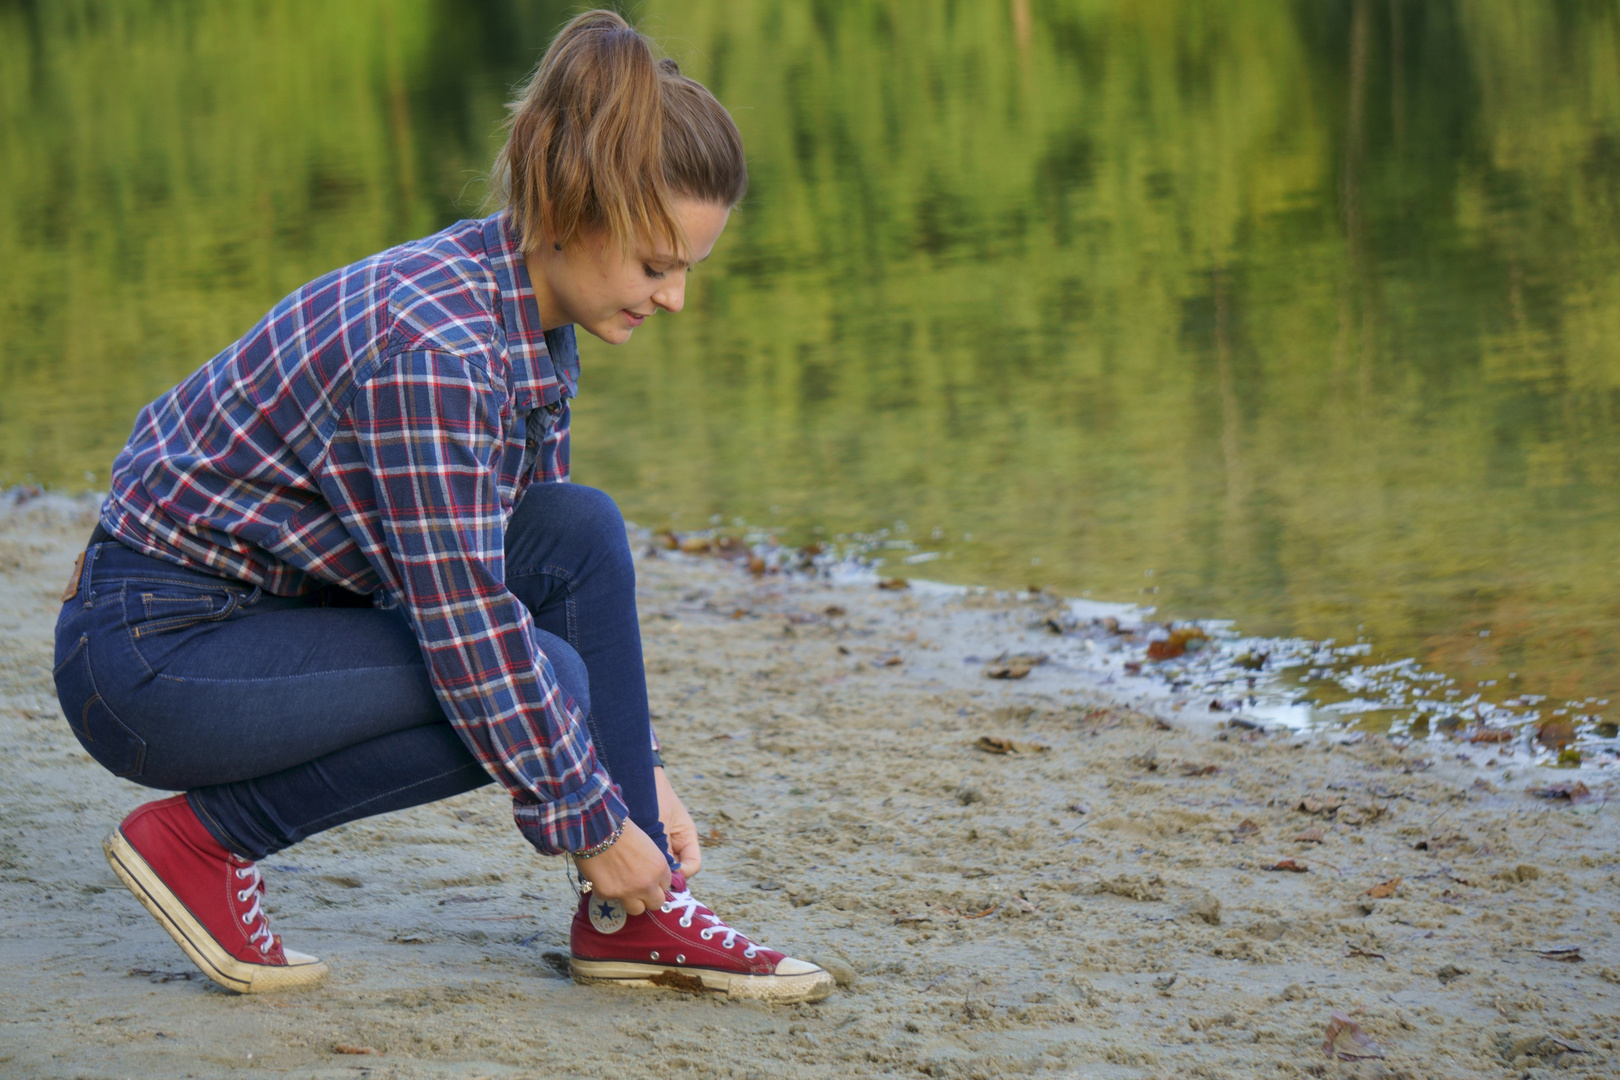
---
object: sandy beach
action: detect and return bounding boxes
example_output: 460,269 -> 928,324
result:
0,491 -> 1614,1080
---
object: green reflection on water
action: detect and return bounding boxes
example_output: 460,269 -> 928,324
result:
3,1 -> 1618,710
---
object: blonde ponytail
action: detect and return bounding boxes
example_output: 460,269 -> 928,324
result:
492,10 -> 747,257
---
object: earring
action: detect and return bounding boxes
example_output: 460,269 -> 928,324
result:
553,242 -> 563,251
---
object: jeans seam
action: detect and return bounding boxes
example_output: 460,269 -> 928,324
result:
114,583 -> 159,680
53,633 -> 88,677
505,563 -> 579,588
93,572 -> 252,595
154,662 -> 427,686
188,795 -> 255,859
283,760 -> 489,839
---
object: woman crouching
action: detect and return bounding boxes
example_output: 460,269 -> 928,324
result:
53,10 -> 831,1003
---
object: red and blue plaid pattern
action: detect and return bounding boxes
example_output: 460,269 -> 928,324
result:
101,213 -> 628,856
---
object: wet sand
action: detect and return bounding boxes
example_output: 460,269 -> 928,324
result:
1,492 -> 1615,1079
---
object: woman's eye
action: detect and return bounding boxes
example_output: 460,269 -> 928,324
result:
643,264 -> 667,280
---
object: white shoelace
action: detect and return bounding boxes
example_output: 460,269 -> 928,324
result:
232,862 -> 275,954
661,888 -> 762,958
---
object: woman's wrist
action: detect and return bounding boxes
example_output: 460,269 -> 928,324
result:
573,819 -> 626,860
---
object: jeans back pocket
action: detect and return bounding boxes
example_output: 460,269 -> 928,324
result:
53,634 -> 147,779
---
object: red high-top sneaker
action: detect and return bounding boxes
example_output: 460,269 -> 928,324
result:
570,872 -> 834,1003
102,795 -> 327,993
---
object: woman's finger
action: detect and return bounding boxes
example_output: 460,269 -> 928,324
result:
674,834 -> 703,878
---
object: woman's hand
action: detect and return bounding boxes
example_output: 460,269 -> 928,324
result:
655,766 -> 703,878
573,818 -> 670,915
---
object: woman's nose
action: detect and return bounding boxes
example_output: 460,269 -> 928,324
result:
653,274 -> 686,314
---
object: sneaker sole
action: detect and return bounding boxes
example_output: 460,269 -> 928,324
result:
102,829 -> 327,994
569,956 -> 834,1003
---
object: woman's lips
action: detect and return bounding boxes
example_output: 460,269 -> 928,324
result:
623,309 -> 647,327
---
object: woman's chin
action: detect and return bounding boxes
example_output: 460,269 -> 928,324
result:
583,321 -> 635,346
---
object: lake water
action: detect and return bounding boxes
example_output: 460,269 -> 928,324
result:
3,2 -> 1618,749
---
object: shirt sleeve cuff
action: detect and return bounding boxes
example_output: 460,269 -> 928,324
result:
511,770 -> 629,857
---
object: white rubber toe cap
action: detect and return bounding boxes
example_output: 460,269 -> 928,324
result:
773,956 -> 825,976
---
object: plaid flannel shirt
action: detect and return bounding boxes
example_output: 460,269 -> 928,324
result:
100,213 -> 629,856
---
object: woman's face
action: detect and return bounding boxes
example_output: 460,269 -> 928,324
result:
526,198 -> 731,344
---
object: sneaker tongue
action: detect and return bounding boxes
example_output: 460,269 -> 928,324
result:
669,870 -> 687,893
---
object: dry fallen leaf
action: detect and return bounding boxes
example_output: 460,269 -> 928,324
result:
1533,946 -> 1583,962
1364,876 -> 1401,899
1235,818 -> 1261,836
1321,1010 -> 1385,1061
1336,803 -> 1385,827
876,577 -> 910,591
1467,726 -> 1514,744
1296,795 -> 1343,815
1345,948 -> 1386,960
1266,859 -> 1309,873
974,736 -> 1050,755
985,664 -> 1031,680
1294,827 -> 1324,844
333,1044 -> 380,1055
1412,831 -> 1464,851
1178,762 -> 1219,777
1536,718 -> 1576,750
1529,781 -> 1592,805
1146,626 -> 1209,661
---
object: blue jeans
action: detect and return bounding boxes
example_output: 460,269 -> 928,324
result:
52,484 -> 669,864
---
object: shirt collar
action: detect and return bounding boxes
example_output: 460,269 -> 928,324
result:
482,212 -> 580,408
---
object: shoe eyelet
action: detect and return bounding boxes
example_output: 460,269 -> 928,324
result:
675,954 -> 685,964
650,951 -> 659,961
660,903 -> 672,913
242,914 -> 252,924
237,889 -> 251,902
679,918 -> 692,928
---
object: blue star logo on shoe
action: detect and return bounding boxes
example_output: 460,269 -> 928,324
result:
588,896 -> 627,934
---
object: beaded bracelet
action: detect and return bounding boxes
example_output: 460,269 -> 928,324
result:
572,819 -> 625,861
